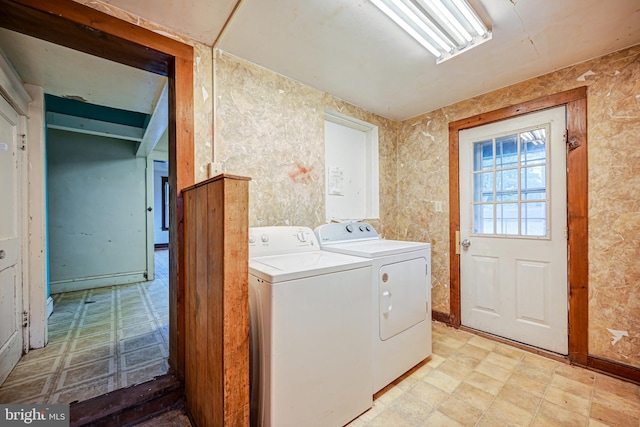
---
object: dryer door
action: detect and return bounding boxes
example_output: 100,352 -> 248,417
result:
379,257 -> 428,340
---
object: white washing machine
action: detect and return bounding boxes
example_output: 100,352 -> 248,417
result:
248,226 -> 373,427
315,222 -> 432,393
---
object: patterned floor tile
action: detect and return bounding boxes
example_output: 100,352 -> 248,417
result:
0,376 -> 52,403
353,323 -> 640,426
50,376 -> 117,404
56,358 -> 115,389
121,359 -> 169,388
0,250 -> 170,404
64,343 -> 115,368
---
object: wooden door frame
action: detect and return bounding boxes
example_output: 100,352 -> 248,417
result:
0,0 -> 194,379
446,87 -> 588,365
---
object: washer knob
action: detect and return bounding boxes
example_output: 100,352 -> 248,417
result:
297,231 -> 307,242
346,224 -> 354,233
249,236 -> 256,243
366,225 -> 371,231
261,234 -> 269,243
359,225 -> 366,231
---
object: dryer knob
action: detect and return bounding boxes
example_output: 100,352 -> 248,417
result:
296,231 -> 307,242
359,225 -> 366,231
249,236 -> 256,243
366,225 -> 371,231
261,234 -> 269,243
346,224 -> 354,233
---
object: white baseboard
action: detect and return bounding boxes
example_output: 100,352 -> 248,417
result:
50,272 -> 147,294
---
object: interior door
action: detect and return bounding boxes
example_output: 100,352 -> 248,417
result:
459,106 -> 568,354
0,94 -> 23,384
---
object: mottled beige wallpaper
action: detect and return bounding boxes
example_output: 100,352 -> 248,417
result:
399,45 -> 640,367
213,50 -> 399,233
77,0 -> 214,182
73,0 -> 640,370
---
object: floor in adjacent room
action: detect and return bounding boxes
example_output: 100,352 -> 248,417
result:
0,250 -> 170,404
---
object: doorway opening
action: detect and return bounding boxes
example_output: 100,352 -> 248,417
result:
0,0 -> 194,403
0,31 -> 174,402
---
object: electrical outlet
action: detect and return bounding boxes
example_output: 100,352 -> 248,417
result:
434,201 -> 443,212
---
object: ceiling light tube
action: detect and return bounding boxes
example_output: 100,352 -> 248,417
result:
392,0 -> 454,52
370,0 -> 490,61
449,0 -> 488,37
370,0 -> 442,57
420,0 -> 472,44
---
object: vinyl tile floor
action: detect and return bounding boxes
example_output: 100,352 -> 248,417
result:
349,322 -> 640,427
138,321 -> 640,427
0,250 -> 170,405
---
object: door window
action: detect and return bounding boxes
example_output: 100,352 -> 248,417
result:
472,125 -> 550,238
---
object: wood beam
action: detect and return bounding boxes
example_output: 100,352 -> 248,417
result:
47,112 -> 144,142
137,82 -> 169,157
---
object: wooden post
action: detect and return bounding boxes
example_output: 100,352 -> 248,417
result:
183,174 -> 251,427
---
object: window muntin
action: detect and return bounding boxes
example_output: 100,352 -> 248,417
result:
471,125 -> 551,238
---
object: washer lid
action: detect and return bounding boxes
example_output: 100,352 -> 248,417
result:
321,239 -> 430,258
249,250 -> 371,283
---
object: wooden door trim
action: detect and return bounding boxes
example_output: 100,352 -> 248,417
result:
0,0 -> 195,378
447,87 -> 588,365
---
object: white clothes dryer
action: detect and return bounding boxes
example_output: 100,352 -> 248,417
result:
315,222 -> 432,393
248,226 -> 372,427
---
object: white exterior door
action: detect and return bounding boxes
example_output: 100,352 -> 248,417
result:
0,95 -> 23,384
459,106 -> 568,354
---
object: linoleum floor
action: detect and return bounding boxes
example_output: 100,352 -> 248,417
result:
0,250 -> 170,404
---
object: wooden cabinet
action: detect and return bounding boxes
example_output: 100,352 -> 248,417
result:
183,174 -> 251,427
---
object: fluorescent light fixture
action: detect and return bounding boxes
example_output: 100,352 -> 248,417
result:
370,0 -> 491,63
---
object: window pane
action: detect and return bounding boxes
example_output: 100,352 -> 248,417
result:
522,166 -> 546,200
469,126 -> 553,239
473,140 -> 494,171
520,128 -> 547,165
496,169 -> 517,192
497,191 -> 518,202
522,201 -> 547,236
474,204 -> 494,234
496,135 -> 518,168
523,190 -> 546,200
473,172 -> 494,202
497,203 -> 518,235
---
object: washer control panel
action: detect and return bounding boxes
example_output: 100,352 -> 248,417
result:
249,226 -> 318,257
315,222 -> 379,243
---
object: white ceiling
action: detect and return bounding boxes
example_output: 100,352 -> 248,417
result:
1,0 -> 639,121
217,0 -> 640,120
0,29 -> 166,115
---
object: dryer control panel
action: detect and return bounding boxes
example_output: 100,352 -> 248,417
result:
315,222 -> 379,243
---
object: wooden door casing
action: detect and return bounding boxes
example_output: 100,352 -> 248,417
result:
447,88 -> 588,365
0,0 -> 195,379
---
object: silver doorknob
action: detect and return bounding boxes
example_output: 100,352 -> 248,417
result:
461,239 -> 471,249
